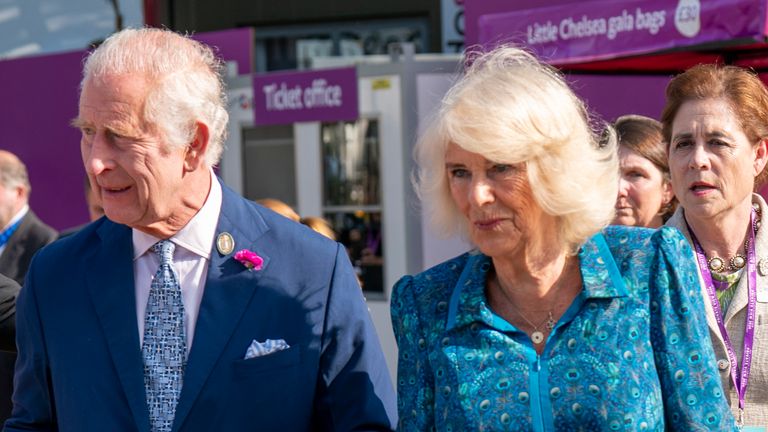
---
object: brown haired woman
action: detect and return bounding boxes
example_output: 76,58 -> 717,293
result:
612,115 -> 675,228
663,63 -> 768,427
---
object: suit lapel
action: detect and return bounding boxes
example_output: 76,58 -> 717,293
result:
86,221 -> 150,432
172,187 -> 270,431
0,213 -> 30,280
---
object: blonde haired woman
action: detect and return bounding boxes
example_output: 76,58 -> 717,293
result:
390,46 -> 734,430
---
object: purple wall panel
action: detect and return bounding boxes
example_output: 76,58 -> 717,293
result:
0,50 -> 88,231
568,74 -> 671,124
193,27 -> 254,75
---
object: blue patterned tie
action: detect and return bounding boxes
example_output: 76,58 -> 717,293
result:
142,240 -> 186,432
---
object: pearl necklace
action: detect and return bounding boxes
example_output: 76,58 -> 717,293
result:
706,203 -> 761,273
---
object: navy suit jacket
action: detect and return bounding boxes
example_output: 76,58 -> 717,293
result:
5,185 -> 396,431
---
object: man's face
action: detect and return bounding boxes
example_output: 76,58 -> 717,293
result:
74,74 -> 191,234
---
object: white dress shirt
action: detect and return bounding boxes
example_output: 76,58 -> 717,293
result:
133,171 -> 222,352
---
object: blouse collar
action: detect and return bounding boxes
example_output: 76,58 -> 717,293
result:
445,232 -> 627,332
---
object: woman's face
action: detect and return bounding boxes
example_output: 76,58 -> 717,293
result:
445,143 -> 552,258
668,98 -> 768,221
614,146 -> 673,228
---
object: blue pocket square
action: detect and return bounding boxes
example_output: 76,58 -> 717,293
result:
244,339 -> 290,359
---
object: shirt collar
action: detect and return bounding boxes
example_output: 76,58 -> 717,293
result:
133,170 -> 223,260
445,252 -> 496,331
577,232 -> 628,299
3,205 -> 28,231
445,232 -> 627,332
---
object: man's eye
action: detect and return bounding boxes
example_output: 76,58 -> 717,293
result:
108,130 -> 126,140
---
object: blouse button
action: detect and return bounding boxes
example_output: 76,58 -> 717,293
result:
717,359 -> 730,371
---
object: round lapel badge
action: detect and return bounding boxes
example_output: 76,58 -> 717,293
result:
216,232 -> 235,256
759,258 -> 768,276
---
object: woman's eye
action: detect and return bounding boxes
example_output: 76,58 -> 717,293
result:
449,168 -> 469,179
674,140 -> 691,149
491,164 -> 511,174
709,139 -> 728,147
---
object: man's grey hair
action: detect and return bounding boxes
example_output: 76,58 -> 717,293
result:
81,28 -> 229,167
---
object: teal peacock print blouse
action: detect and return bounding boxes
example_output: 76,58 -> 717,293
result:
391,226 -> 735,431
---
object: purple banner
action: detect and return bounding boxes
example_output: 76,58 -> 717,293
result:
478,0 -> 767,64
253,67 -> 359,126
465,0 -> 576,48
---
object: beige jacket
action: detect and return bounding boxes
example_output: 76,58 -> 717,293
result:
666,193 -> 768,426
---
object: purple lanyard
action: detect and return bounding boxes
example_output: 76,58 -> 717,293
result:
687,210 -> 757,425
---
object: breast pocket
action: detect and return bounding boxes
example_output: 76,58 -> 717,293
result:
233,344 -> 302,377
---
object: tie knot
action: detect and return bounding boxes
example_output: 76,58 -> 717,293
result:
152,240 -> 175,265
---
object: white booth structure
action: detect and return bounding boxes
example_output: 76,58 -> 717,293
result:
219,46 -> 469,378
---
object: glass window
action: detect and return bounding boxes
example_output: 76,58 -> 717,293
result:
322,119 -> 380,206
242,125 -> 297,207
321,119 -> 384,295
253,17 -> 429,72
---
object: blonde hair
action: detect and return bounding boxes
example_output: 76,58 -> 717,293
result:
414,46 -> 618,252
81,28 -> 229,167
300,216 -> 337,241
256,198 -> 300,222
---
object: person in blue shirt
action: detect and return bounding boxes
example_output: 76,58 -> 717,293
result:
390,46 -> 735,431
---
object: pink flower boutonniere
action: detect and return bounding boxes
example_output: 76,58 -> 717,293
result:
234,249 -> 264,271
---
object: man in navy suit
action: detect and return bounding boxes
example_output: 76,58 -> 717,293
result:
5,28 -> 396,431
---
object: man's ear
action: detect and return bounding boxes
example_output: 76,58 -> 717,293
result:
184,121 -> 210,172
13,184 -> 27,207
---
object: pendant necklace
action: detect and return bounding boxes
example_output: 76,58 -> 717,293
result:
515,307 -> 555,345
493,277 -> 556,345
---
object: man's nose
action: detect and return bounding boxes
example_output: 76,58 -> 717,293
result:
84,134 -> 114,176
